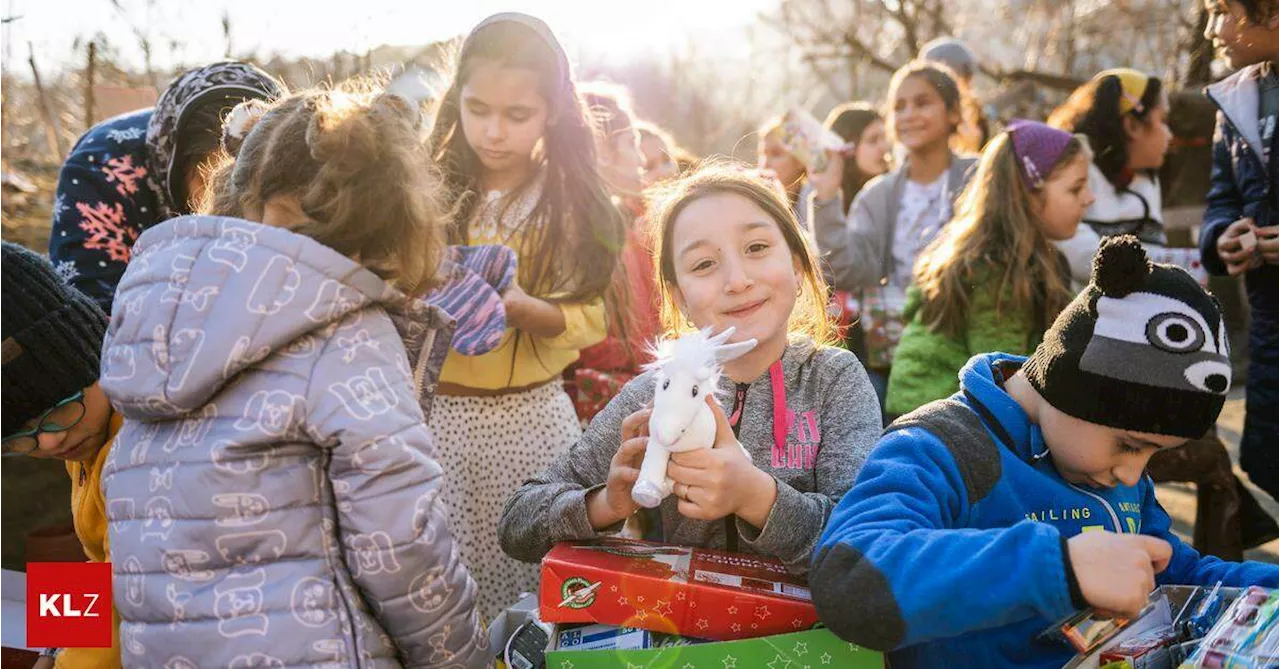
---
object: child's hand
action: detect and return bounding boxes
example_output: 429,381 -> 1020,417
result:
502,282 -> 567,337
807,149 -> 845,203
667,396 -> 777,527
1217,218 -> 1260,275
1066,532 -> 1172,618
585,407 -> 649,529
1257,226 -> 1278,266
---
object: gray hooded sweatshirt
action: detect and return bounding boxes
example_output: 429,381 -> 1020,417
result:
499,339 -> 882,573
100,216 -> 488,668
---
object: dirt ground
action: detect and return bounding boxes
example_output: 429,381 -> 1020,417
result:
1,158 -> 61,251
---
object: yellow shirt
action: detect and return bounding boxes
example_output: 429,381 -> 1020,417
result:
438,183 -> 608,390
56,412 -> 122,669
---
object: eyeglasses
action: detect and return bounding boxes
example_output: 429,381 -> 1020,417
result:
1,391 -> 87,456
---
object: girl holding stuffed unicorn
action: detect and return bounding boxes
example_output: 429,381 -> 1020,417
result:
98,82 -> 486,667
428,12 -> 627,618
499,164 -> 882,573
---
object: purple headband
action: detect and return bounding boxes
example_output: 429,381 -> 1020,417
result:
1006,119 -> 1076,190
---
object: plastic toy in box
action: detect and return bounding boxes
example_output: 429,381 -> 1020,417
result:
1181,586 -> 1278,668
538,538 -> 817,641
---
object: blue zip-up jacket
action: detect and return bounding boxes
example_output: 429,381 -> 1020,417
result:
1199,63 -> 1278,498
811,353 -> 1279,669
1200,63 -> 1278,318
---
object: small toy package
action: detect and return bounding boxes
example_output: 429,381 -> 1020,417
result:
556,624 -> 657,652
774,107 -> 845,173
1099,628 -> 1178,669
1180,586 -> 1278,669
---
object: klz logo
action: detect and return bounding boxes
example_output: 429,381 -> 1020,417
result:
27,562 -> 112,648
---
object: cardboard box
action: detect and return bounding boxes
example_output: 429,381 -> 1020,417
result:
557,624 -> 656,652
1,570 -> 37,669
1063,586 -> 1246,669
546,628 -> 883,669
539,539 -> 817,641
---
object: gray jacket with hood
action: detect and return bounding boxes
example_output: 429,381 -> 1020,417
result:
100,215 -> 488,668
811,154 -> 977,291
499,339 -> 882,573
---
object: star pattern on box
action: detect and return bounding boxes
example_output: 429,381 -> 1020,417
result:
730,623 -> 742,633
653,599 -> 673,616
633,607 -> 649,621
618,596 -> 629,606
610,585 -> 618,593
683,664 -> 695,669
754,605 -> 772,620
637,596 -> 645,603
792,619 -> 804,629
721,655 -> 737,669
766,654 -> 793,669
560,661 -> 574,669
676,591 -> 687,601
696,618 -> 709,631
792,641 -> 809,656
820,653 -> 832,665
727,606 -> 739,615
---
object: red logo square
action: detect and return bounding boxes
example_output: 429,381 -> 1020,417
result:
26,562 -> 112,648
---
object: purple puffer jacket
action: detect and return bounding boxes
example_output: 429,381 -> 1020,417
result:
100,215 -> 488,668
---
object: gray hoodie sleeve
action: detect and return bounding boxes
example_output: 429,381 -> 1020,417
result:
307,314 -> 487,669
811,181 -> 891,291
499,378 -> 652,563
735,353 -> 883,573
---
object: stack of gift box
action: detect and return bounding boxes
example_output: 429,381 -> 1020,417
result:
526,537 -> 883,668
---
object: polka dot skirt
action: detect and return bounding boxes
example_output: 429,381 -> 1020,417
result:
429,381 -> 582,621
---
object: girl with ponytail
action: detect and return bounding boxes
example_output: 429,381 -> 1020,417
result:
98,81 -> 487,667
1048,69 -> 1173,285
428,12 -> 627,618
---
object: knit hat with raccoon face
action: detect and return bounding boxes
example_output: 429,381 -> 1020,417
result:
1022,235 -> 1231,438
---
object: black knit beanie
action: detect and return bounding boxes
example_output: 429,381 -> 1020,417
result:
1022,236 -> 1231,438
1,243 -> 108,436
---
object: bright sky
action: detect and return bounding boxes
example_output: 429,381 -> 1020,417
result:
3,0 -> 779,74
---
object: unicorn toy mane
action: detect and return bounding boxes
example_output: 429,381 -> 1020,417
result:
643,327 -> 744,388
631,327 -> 756,509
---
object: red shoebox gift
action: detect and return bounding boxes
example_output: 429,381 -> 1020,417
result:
538,538 -> 818,641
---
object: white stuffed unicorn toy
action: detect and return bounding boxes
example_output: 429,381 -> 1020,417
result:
631,327 -> 757,509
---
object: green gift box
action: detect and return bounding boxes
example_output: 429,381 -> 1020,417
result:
544,628 -> 883,669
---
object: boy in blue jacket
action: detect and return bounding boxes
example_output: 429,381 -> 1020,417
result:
1199,0 -> 1278,499
812,236 -> 1279,669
